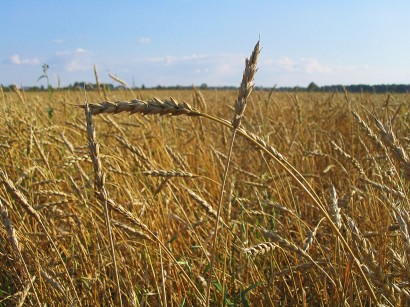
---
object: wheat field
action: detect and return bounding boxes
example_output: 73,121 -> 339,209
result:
0,45 -> 409,306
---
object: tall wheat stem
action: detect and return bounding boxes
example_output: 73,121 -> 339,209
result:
84,98 -> 123,307
205,40 -> 260,306
205,130 -> 238,305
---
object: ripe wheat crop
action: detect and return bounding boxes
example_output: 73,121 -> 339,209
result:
0,42 -> 409,306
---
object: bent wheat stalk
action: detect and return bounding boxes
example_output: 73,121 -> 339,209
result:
84,100 -> 123,307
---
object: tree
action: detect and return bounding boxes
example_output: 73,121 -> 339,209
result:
307,82 -> 319,92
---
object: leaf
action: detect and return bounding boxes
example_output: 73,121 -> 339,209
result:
212,281 -> 222,293
240,282 -> 262,307
167,235 -> 178,244
179,297 -> 186,307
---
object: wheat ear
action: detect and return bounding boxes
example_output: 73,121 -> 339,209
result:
84,97 -> 201,117
373,116 -> 410,180
328,185 -> 342,229
244,242 -> 276,256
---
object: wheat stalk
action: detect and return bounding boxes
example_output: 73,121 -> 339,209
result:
392,207 -> 410,252
346,216 -> 397,302
115,135 -> 152,168
0,197 -> 21,266
0,171 -> 79,305
111,219 -> 151,241
206,40 -> 261,306
351,110 -> 388,157
0,196 -> 41,306
93,64 -> 102,99
84,99 -> 123,307
40,270 -> 65,296
271,262 -> 322,277
258,227 -> 336,286
303,218 -> 324,252
165,145 -> 189,171
360,177 -> 405,199
330,140 -> 366,177
16,275 -> 36,307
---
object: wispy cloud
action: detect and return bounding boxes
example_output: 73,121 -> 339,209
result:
121,52 -> 246,86
272,56 -> 364,75
74,48 -> 91,55
260,55 -> 371,86
65,59 -> 90,72
303,58 -> 333,74
9,54 -> 40,65
276,57 -> 295,71
56,48 -> 92,57
54,48 -> 94,72
138,37 -> 152,44
52,39 -> 64,44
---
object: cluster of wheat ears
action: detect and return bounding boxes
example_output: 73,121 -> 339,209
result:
0,41 -> 409,306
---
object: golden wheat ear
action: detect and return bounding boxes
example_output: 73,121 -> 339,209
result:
80,97 -> 201,116
232,40 -> 261,129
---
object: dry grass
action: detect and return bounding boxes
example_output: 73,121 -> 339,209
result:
0,49 -> 410,306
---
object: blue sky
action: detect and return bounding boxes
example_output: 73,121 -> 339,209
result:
1,0 -> 410,88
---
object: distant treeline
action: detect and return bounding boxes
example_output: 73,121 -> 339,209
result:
289,82 -> 410,93
2,81 -> 410,93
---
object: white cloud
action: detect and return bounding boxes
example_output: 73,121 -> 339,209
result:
65,59 -> 90,72
303,58 -> 332,74
164,55 -> 176,65
139,37 -> 152,44
276,56 -> 295,71
272,56 -> 362,75
54,48 -> 94,72
10,55 -> 21,64
9,54 -> 40,65
98,52 -> 248,86
53,39 -> 64,44
74,48 -> 91,55
257,55 -> 374,86
136,53 -> 243,70
56,48 -> 92,57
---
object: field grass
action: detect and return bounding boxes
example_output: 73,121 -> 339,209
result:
0,70 -> 410,305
